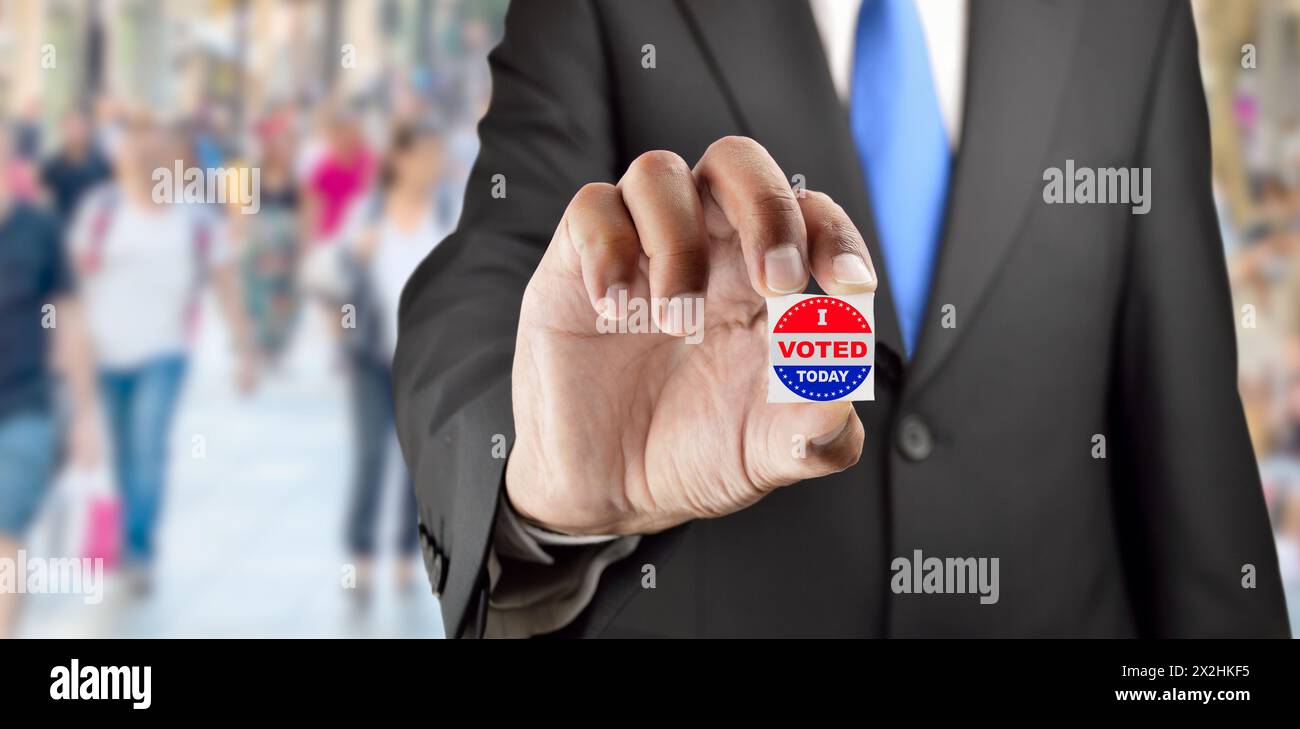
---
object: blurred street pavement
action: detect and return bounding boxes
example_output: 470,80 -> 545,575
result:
18,294 -> 444,638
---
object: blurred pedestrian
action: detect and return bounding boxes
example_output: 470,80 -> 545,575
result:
3,121 -> 42,206
234,111 -> 304,365
40,110 -> 112,229
66,118 -> 258,593
92,95 -> 128,161
11,99 -> 43,162
187,107 -> 228,172
0,126 -> 101,636
339,121 -> 451,608
298,106 -> 377,353
303,107 -> 375,247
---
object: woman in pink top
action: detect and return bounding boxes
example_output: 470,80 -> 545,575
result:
304,112 -> 375,246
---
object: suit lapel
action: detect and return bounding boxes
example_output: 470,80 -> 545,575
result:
677,0 -> 905,360
907,0 -> 1082,390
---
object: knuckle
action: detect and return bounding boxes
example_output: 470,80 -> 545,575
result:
650,247 -> 708,287
751,185 -> 800,216
571,181 -> 618,208
567,184 -> 637,257
586,231 -> 639,258
649,234 -> 706,258
708,134 -> 765,161
800,189 -> 834,206
818,218 -> 863,255
627,149 -> 691,182
747,187 -> 803,240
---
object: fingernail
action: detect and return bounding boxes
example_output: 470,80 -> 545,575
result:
598,285 -> 627,320
764,246 -> 806,294
657,293 -> 703,336
832,254 -> 873,286
810,416 -> 850,446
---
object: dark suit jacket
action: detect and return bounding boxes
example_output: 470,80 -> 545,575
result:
393,0 -> 1291,638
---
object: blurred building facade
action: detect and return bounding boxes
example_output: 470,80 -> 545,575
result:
1,0 -> 504,128
1196,0 -> 1300,229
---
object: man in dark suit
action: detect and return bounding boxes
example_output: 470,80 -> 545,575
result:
393,0 -> 1291,638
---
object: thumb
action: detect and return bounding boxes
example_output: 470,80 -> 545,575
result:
748,401 -> 864,490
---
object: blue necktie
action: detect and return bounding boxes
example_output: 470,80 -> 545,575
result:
850,0 -> 951,356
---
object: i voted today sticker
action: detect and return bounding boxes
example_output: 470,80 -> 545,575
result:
767,293 -> 874,403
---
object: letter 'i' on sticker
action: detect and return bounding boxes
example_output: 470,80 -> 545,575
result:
767,293 -> 874,403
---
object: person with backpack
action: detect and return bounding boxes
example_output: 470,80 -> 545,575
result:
67,118 -> 257,594
337,121 -> 453,609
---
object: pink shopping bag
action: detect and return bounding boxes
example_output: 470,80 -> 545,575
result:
81,494 -> 122,570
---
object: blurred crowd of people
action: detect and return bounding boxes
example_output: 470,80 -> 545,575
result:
1228,121 -> 1300,634
3,0 -> 1299,639
0,65 -> 483,634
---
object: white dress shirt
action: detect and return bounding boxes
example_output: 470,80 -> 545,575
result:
486,0 -> 969,638
810,0 -> 966,149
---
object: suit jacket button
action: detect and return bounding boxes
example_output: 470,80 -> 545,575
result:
897,415 -> 934,462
